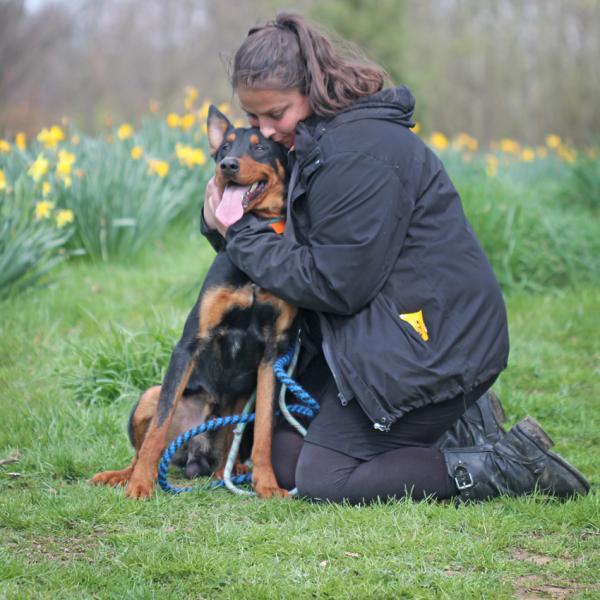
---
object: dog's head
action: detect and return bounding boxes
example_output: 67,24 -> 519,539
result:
207,105 -> 288,226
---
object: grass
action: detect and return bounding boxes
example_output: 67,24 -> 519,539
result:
1,228 -> 599,599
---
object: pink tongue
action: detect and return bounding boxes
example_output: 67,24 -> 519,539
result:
216,184 -> 250,227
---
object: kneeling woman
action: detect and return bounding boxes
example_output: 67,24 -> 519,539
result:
201,13 -> 590,503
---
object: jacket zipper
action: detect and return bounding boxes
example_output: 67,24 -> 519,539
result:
319,316 -> 352,407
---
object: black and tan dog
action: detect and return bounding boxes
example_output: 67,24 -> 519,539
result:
91,106 -> 296,498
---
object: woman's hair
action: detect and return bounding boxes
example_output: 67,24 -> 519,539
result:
231,13 -> 388,117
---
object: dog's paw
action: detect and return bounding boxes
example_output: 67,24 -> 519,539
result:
89,469 -> 132,487
124,479 -> 154,499
254,482 -> 290,499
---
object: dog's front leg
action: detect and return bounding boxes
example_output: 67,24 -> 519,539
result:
252,361 -> 288,499
125,344 -> 195,499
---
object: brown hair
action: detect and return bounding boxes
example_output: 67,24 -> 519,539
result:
231,13 -> 388,117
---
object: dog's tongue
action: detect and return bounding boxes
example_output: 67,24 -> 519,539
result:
216,184 -> 249,227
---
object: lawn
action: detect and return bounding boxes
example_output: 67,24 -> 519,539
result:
1,226 -> 598,599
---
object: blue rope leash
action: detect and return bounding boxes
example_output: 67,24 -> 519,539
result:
157,342 -> 320,494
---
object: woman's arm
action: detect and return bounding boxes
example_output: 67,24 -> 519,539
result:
225,152 -> 413,315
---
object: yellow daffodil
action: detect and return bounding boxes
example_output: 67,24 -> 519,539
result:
55,209 -> 75,228
181,113 -> 196,130
56,150 -> 76,177
184,85 -> 199,111
485,154 -> 498,177
412,121 -> 422,135
176,144 -> 207,168
198,100 -> 211,120
452,132 -> 479,153
499,138 -> 520,155
117,123 -> 133,140
520,148 -> 535,162
0,139 -> 10,153
35,200 -> 55,220
218,102 -> 231,115
149,99 -> 160,113
166,113 -> 181,128
131,146 -> 143,160
545,134 -> 561,149
0,169 -> 6,191
430,132 -> 449,151
147,159 -> 170,178
37,125 -> 65,149
42,181 -> 52,197
557,145 -> 577,164
28,154 -> 50,182
16,132 -> 26,151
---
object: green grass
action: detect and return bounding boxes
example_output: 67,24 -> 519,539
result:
1,229 -> 599,599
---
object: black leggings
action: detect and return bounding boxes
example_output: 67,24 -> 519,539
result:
271,352 -> 493,504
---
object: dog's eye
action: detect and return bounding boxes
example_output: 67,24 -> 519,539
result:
221,143 -> 231,152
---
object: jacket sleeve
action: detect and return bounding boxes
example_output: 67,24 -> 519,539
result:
200,209 -> 226,253
225,151 -> 413,315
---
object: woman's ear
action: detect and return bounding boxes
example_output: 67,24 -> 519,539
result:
207,105 -> 232,156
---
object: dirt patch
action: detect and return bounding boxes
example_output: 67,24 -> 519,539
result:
513,575 -> 599,599
6,530 -> 108,565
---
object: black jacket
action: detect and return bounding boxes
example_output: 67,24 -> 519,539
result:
204,86 -> 509,432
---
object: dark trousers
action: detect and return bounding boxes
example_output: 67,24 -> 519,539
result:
271,351 -> 493,504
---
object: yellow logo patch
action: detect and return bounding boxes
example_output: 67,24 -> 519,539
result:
399,309 -> 429,341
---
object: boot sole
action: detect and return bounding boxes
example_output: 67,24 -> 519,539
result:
514,416 -> 590,496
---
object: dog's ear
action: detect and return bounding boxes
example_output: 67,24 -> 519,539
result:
207,105 -> 232,156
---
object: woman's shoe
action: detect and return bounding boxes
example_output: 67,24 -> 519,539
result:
434,390 -> 507,449
443,416 -> 590,501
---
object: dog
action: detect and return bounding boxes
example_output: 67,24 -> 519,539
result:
91,105 -> 296,498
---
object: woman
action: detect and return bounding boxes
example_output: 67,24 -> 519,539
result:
202,13 -> 589,503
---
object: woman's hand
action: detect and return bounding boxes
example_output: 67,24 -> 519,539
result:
203,176 -> 228,237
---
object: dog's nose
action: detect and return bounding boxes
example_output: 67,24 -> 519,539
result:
220,157 -> 240,174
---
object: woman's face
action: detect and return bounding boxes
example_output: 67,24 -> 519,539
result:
237,86 -> 312,149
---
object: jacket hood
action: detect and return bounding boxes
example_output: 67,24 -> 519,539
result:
294,85 -> 415,162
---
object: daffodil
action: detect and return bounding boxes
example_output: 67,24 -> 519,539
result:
184,85 -> 199,111
218,102 -> 231,115
42,181 -> 52,197
181,113 -> 196,130
131,146 -> 143,160
117,123 -> 133,140
452,132 -> 478,153
176,144 -> 206,168
485,154 -> 498,177
198,100 -> 211,120
28,154 -> 50,182
0,169 -> 6,191
166,113 -> 181,128
557,145 -> 577,164
430,132 -> 449,151
55,209 -> 75,228
56,150 -> 76,179
499,138 -> 520,155
16,132 -> 26,151
412,122 -> 421,135
545,134 -> 561,149
520,148 -> 535,162
0,139 -> 10,153
35,200 -> 55,220
147,159 -> 170,178
37,125 -> 65,149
